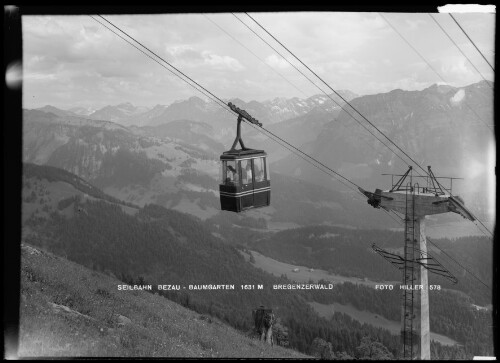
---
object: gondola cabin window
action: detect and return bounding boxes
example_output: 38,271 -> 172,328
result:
241,159 -> 252,184
222,160 -> 240,186
254,157 -> 267,182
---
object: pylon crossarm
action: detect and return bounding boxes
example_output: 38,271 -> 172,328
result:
372,244 -> 458,284
448,196 -> 476,221
415,249 -> 458,284
372,244 -> 405,270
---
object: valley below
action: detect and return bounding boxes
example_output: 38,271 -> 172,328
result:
242,250 -> 400,287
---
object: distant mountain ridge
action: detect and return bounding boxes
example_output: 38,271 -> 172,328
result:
88,102 -> 150,123
33,90 -> 358,128
273,80 -> 494,212
68,106 -> 97,116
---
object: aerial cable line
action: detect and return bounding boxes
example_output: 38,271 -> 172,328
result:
244,13 -> 434,179
248,123 -> 361,192
93,14 -> 492,239
228,16 -> 493,278
242,12 -> 493,237
382,207 -> 492,294
232,13 -> 329,96
91,15 -> 365,195
90,15 -> 490,290
449,14 -> 495,73
381,207 -> 406,225
377,14 -> 495,236
241,8 -> 492,237
207,14 -> 400,169
428,14 -> 493,88
89,16 -> 234,118
258,125 -> 361,190
426,236 -> 492,293
233,13 -> 422,175
202,14 -> 309,98
379,13 -> 494,133
94,15 -> 393,195
356,194 -> 490,292
231,12 -> 420,175
250,121 -> 403,225
95,15 -> 233,115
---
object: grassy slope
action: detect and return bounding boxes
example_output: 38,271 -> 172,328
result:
18,244 -> 308,359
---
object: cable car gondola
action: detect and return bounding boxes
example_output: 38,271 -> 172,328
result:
219,103 -> 270,212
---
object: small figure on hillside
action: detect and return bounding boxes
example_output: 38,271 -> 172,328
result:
252,305 -> 275,345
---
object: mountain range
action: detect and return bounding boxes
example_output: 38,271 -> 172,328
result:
34,90 -> 358,128
272,81 -> 494,219
25,80 -> 494,227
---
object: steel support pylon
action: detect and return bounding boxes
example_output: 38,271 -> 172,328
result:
401,185 -> 430,360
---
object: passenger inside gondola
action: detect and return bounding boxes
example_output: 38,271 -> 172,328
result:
242,160 -> 252,184
225,162 -> 239,185
254,157 -> 265,182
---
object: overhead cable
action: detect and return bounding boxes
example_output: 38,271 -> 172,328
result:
379,13 -> 494,133
428,14 -> 493,88
449,14 -> 495,72
244,12 -> 434,178
234,13 -> 424,175
242,12 -> 493,238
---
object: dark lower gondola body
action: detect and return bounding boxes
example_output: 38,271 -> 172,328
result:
220,181 -> 271,212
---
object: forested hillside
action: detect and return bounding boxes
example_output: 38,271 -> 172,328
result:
250,225 -> 493,305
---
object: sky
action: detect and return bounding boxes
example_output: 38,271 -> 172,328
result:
22,11 -> 495,110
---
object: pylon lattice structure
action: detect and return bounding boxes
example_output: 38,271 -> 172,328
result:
360,166 -> 474,360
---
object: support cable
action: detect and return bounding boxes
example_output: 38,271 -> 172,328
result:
429,14 -> 493,88
206,14 -> 406,169
449,14 -> 495,72
234,13 -> 424,175
241,12 -> 494,237
203,14 -> 309,98
426,237 -> 492,292
91,14 -> 365,194
89,16 -> 233,117
379,13 -> 494,133
380,208 -> 491,294
244,12 -> 434,178
241,12 -> 494,285
90,11 -> 492,249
